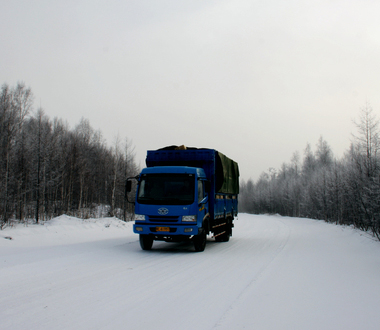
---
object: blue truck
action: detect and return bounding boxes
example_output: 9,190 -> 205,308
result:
126,146 -> 239,252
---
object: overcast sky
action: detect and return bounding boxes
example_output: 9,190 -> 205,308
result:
2,0 -> 380,181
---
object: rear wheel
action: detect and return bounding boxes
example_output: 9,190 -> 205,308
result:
215,231 -> 230,242
140,235 -> 154,250
193,228 -> 207,252
215,219 -> 232,242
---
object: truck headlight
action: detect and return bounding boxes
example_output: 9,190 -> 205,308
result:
182,215 -> 197,222
134,214 -> 146,221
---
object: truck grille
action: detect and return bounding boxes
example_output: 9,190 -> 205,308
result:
148,216 -> 179,222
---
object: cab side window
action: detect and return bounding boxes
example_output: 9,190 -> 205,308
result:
198,180 -> 204,203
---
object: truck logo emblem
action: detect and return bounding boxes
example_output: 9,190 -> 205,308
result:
158,208 -> 169,215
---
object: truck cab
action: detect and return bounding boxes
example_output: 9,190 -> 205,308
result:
132,166 -> 209,251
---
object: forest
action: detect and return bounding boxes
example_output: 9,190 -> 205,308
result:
0,82 -> 139,228
240,104 -> 380,239
2,81 -> 380,240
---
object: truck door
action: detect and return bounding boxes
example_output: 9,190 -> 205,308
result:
198,180 -> 208,223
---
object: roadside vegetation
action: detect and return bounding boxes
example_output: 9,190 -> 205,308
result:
240,104 -> 380,240
2,81 -> 380,240
0,82 -> 139,228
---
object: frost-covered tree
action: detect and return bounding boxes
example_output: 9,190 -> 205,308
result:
245,104 -> 380,239
0,82 -> 139,226
0,82 -> 33,225
352,103 -> 380,178
315,136 -> 333,168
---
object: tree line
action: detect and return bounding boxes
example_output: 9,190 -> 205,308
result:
0,82 -> 139,228
240,104 -> 380,239
3,81 -> 380,239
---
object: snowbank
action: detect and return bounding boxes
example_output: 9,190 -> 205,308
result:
0,215 -> 132,247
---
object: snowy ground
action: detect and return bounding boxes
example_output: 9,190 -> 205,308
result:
1,214 -> 380,330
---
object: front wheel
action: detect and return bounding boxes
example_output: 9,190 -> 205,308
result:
193,228 -> 207,252
140,235 -> 153,250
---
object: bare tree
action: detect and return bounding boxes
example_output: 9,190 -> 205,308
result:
123,138 -> 137,220
352,103 -> 380,178
315,136 -> 333,168
0,83 -> 33,225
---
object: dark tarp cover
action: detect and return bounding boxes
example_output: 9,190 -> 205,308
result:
215,152 -> 239,194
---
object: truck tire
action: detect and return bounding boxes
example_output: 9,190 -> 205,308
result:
140,234 -> 153,250
215,231 -> 230,242
193,228 -> 206,252
215,220 -> 232,242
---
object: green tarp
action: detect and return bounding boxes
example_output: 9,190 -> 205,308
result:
216,152 -> 239,194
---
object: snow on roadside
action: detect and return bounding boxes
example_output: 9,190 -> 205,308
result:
0,215 -> 132,247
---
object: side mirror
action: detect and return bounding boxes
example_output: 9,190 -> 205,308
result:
125,176 -> 139,204
199,195 -> 208,206
126,180 -> 132,193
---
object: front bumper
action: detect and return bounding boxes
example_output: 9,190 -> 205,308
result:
133,223 -> 199,236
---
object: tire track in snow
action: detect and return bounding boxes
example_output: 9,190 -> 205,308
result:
212,216 -> 291,329
0,215 -> 292,330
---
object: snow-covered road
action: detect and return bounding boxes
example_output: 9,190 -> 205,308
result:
1,214 -> 380,330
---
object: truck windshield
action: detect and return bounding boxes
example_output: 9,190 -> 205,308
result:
137,174 -> 195,205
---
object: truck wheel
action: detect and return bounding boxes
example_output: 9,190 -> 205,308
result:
140,235 -> 153,250
215,221 -> 232,242
193,228 -> 206,252
215,231 -> 230,242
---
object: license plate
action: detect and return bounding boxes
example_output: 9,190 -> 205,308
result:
156,227 -> 170,232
